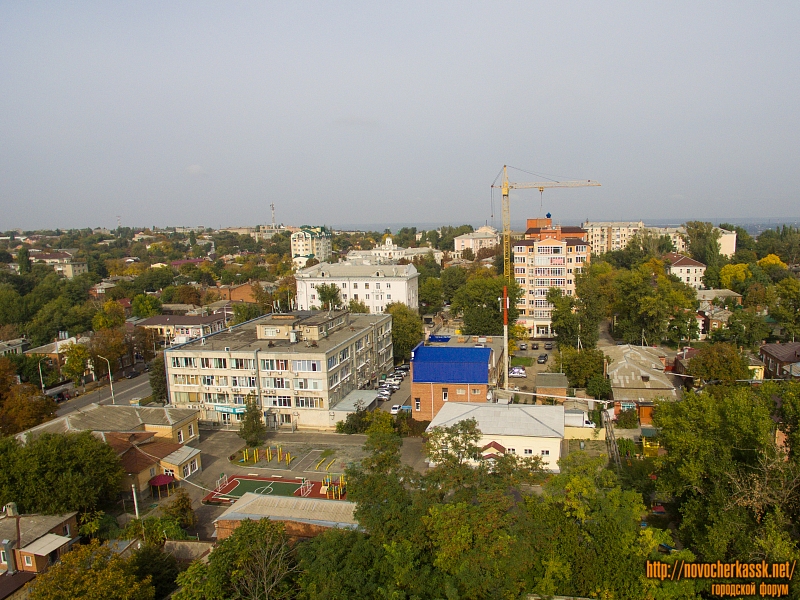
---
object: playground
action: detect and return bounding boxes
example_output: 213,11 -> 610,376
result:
230,444 -> 354,475
202,473 -> 348,506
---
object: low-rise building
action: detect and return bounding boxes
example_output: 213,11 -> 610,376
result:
295,261 -> 419,314
0,338 -> 27,357
696,288 -> 743,312
759,342 -> 800,380
0,510 -> 78,576
426,403 -> 565,472
165,311 -> 393,431
605,344 -> 678,411
453,226 -> 500,254
346,236 -> 444,264
409,336 -> 504,422
136,314 -> 226,345
663,252 -> 706,289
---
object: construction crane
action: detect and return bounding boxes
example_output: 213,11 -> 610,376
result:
491,165 -> 601,282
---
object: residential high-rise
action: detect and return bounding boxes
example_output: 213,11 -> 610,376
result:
291,227 -> 332,268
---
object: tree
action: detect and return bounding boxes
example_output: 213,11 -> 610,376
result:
616,409 -> 639,428
451,276 -> 520,335
347,298 -> 369,313
710,308 -> 770,349
160,488 -> 197,529
684,221 -> 723,287
316,283 -> 341,310
16,247 -> 31,274
719,263 -> 751,290
0,384 -> 58,435
424,418 -> 481,467
132,294 -> 162,318
149,354 -> 167,401
90,328 -> 129,375
238,399 -> 266,447
440,266 -> 467,303
92,300 -> 126,331
549,347 -> 607,388
768,277 -> 800,341
62,342 -> 91,384
0,432 -> 124,514
418,277 -> 444,314
385,303 -> 423,363
686,343 -> 751,385
27,539 -> 155,600
174,519 -> 297,600
232,302 -> 262,324
461,247 -> 475,261
128,545 -> 180,600
586,374 -> 611,400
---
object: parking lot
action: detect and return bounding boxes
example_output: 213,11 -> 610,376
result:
508,341 -> 559,402
376,366 -> 412,413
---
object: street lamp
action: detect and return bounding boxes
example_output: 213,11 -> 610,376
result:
37,358 -> 47,394
98,355 -> 116,405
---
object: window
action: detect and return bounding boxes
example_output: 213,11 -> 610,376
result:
261,377 -> 290,389
507,448 -> 516,454
386,294 -> 391,300
456,388 -> 466,395
295,397 -> 323,408
415,399 -> 420,411
341,283 -> 347,288
353,293 -> 358,300
267,395 -> 292,407
279,413 -> 292,424
328,371 -> 340,388
1,550 -> 6,564
24,555 -> 33,567
340,347 -> 350,361
200,357 -> 227,369
442,388 -> 448,402
231,358 -> 255,370
232,376 -> 257,387
232,394 -> 246,405
173,374 -> 199,385
190,459 -> 198,473
386,283 -> 391,288
188,424 -> 194,437
292,360 -> 321,372
262,327 -> 279,337
364,283 -> 370,289
471,388 -> 480,395
261,359 -> 289,371
177,429 -> 184,443
295,378 -> 323,390
524,449 -> 533,455
541,449 -> 550,456
171,356 -> 196,368
327,356 -> 338,369
183,464 -> 190,477
203,392 -> 228,403
365,294 -> 370,299
353,283 -> 358,289
150,467 -> 156,477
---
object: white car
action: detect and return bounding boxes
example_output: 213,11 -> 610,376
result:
390,404 -> 401,415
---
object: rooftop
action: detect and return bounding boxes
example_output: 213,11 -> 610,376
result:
605,345 -> 676,393
535,373 -> 570,389
137,314 -> 225,326
411,343 -> 494,384
664,252 -> 706,268
760,342 -> 800,363
216,493 -> 358,529
22,533 -> 71,556
0,513 -> 77,548
296,262 -> 418,278
427,403 -> 565,438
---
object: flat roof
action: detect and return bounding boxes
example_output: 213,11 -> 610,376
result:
427,403 -> 564,438
216,493 -> 358,529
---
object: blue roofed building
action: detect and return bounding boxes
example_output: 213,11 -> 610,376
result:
410,335 -> 504,421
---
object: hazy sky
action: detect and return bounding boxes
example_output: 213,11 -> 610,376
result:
2,2 -> 799,231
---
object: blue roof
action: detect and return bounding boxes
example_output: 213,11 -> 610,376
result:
411,344 -> 491,384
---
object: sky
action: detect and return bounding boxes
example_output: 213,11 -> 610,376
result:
1,2 -> 799,231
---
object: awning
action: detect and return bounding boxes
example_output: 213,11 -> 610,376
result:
22,533 -> 71,556
149,474 -> 175,486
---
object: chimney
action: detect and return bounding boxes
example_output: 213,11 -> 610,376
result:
1,538 -> 16,575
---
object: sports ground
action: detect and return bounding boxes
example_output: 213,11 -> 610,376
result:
202,474 -> 346,505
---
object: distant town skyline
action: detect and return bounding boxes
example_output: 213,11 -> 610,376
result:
2,3 -> 799,230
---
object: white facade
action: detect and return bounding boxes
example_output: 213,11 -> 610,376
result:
295,261 -> 419,313
453,226 -> 500,254
165,311 -> 393,431
346,237 -> 443,264
664,253 -> 706,289
513,238 -> 590,338
716,227 -> 737,258
581,221 -> 645,254
291,227 -> 332,268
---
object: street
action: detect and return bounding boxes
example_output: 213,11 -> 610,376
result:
56,375 -> 154,416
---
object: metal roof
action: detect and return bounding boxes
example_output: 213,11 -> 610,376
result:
21,533 -> 71,556
427,403 -> 564,438
216,493 -> 358,529
411,344 -> 492,384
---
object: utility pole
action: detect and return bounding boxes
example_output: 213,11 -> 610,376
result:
98,355 -> 116,405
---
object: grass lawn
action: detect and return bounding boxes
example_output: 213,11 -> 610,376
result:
511,356 -> 533,367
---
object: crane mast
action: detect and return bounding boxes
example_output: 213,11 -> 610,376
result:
492,165 -> 601,283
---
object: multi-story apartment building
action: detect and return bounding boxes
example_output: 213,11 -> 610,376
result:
581,221 -> 645,254
291,227 -> 332,268
295,261 -> 419,313
514,217 -> 590,338
453,226 -> 500,254
648,226 -> 687,254
164,310 -> 393,430
663,252 -> 706,289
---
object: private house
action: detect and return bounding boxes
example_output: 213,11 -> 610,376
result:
759,342 -> 800,380
409,336 -> 505,422
15,404 -> 201,446
214,493 -> 357,541
426,403 -> 565,472
0,509 -> 78,576
696,289 -> 743,312
216,281 -> 277,304
664,253 -> 706,289
605,344 -> 678,418
534,373 -> 569,402
0,339 -> 27,357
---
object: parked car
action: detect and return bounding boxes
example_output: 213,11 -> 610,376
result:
390,404 -> 401,415
537,354 -> 549,364
532,342 -> 539,350
519,343 -> 527,351
125,371 -> 139,379
509,370 -> 527,378
396,364 -> 410,372
544,342 -> 553,350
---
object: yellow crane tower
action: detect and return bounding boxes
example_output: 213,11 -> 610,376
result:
491,165 -> 601,282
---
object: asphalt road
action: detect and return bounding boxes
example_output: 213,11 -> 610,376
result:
56,375 -> 154,416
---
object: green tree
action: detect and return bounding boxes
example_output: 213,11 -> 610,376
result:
174,519 -> 297,600
768,277 -> 800,341
0,384 -> 58,435
549,347 -> 607,388
440,266 -> 467,303
385,302 -> 423,362
451,276 -> 520,335
347,298 -> 369,313
686,343 -> 752,385
238,399 -> 266,447
232,302 -> 262,324
62,342 -> 91,384
128,545 -> 180,600
0,432 -> 124,514
461,247 -> 475,261
586,373 -> 611,399
418,277 -> 444,314
160,488 -> 197,529
92,300 -> 126,331
315,283 -> 341,310
424,418 -> 482,467
16,247 -> 31,274
684,221 -> 723,288
616,408 -> 639,428
149,354 -> 167,402
27,540 -> 155,600
132,294 -> 162,318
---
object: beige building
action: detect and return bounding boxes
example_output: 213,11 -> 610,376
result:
453,226 -> 500,254
291,227 -> 332,268
165,310 -> 393,431
581,221 -> 645,254
664,252 -> 706,289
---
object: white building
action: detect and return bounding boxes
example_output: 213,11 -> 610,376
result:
426,403 -> 565,472
581,221 -> 644,254
291,227 -> 332,268
295,261 -> 419,313
164,310 -> 393,431
716,227 -> 737,258
453,226 -> 500,254
346,237 -> 443,264
664,252 -> 706,289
